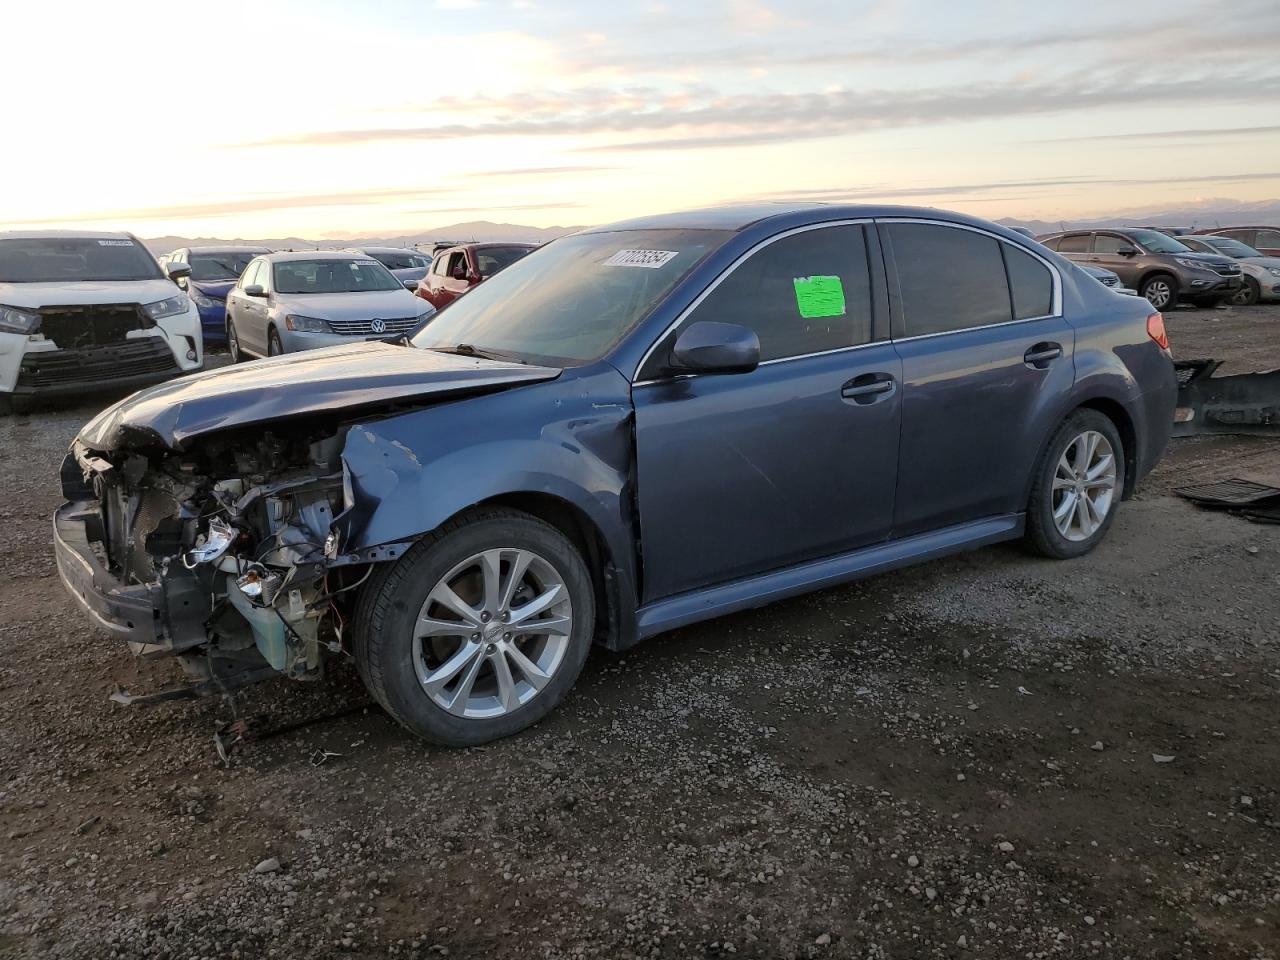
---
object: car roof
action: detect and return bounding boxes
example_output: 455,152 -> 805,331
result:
1198,225 -> 1278,232
260,250 -> 386,263
0,229 -> 136,241
186,244 -> 271,254
579,202 -> 1035,235
348,246 -> 421,255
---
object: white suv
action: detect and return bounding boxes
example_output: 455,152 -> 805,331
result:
0,231 -> 203,412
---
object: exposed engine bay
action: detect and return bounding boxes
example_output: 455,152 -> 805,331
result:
60,421 -> 374,701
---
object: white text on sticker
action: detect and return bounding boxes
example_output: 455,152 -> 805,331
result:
603,249 -> 679,269
97,240 -> 135,246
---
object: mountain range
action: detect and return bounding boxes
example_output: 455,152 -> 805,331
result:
141,200 -> 1280,254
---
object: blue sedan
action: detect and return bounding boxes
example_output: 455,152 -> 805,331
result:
165,245 -> 270,345
56,204 -> 1176,746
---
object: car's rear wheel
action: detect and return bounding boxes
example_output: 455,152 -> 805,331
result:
226,319 -> 246,363
1139,273 -> 1177,311
267,327 -> 284,357
1025,409 -> 1125,559
353,509 -> 594,746
1231,277 -> 1260,306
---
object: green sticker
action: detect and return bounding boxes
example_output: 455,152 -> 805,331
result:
792,275 -> 846,319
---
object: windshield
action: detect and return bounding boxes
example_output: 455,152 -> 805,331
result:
273,258 -> 402,294
1204,237 -> 1262,258
474,246 -> 533,277
0,237 -> 162,283
411,229 -> 732,365
1128,229 -> 1190,255
369,252 -> 428,271
189,251 -> 261,281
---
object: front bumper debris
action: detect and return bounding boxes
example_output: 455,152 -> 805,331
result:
1174,359 -> 1280,436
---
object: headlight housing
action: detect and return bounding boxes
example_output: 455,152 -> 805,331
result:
1174,258 -> 1216,272
144,294 -> 191,320
285,314 -> 331,333
191,290 -> 219,309
1269,268 -> 1280,277
0,304 -> 40,335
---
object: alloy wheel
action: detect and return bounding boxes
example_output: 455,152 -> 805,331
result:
1052,430 -> 1117,542
413,548 -> 573,719
227,321 -> 241,362
1143,279 -> 1172,310
1231,279 -> 1259,306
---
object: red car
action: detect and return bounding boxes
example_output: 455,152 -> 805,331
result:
415,242 -> 536,310
1193,226 -> 1280,257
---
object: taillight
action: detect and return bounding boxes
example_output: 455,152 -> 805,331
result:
1146,312 -> 1169,351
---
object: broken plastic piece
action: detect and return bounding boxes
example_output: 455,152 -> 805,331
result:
183,517 -> 236,568
236,563 -> 283,606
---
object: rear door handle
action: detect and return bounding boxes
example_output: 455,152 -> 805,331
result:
1024,342 -> 1063,368
841,373 -> 896,403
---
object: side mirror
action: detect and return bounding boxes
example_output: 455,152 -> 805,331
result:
468,271 -> 482,283
403,279 -> 418,290
164,261 -> 192,282
1117,246 -> 1137,257
669,321 -> 760,376
244,284 -> 266,298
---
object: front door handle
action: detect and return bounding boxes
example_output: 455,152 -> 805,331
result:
841,373 -> 896,404
1024,342 -> 1063,368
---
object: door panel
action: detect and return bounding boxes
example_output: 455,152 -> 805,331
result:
891,318 -> 1075,536
1090,233 -> 1141,285
633,346 -> 902,601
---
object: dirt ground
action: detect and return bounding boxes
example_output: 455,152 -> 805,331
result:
1,303 -> 1278,960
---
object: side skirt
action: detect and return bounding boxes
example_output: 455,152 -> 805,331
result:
635,514 -> 1024,640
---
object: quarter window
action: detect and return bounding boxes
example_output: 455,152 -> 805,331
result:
679,224 -> 873,363
886,223 -> 1012,337
1003,244 -> 1054,320
1057,234 -> 1090,254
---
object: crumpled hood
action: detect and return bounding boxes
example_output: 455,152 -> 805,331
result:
77,341 -> 561,450
0,278 -> 181,309
189,278 -> 237,300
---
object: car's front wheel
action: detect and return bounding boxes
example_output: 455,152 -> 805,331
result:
267,328 -> 284,357
1025,409 -> 1126,559
1139,273 -> 1177,311
226,318 -> 246,363
1231,277 -> 1260,306
353,509 -> 595,746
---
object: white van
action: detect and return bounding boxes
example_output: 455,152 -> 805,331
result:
0,231 -> 203,412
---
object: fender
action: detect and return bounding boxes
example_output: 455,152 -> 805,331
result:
330,363 -> 640,621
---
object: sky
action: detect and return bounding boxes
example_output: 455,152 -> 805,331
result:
5,0 -> 1280,238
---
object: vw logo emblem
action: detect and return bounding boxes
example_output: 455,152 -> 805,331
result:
370,318 -> 386,334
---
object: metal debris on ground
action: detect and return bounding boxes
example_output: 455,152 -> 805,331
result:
1174,477 -> 1280,525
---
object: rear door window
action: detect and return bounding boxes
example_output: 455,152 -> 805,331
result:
1256,229 -> 1280,248
885,222 -> 1013,337
1056,234 -> 1091,254
676,224 -> 872,363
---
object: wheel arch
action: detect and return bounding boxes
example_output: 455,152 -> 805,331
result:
1075,397 -> 1138,498
444,491 -> 637,652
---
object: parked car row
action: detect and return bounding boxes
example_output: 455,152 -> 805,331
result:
52,204 -> 1178,745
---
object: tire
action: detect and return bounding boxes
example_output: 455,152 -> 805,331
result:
1139,273 -> 1178,311
1231,277 -> 1260,306
1025,409 -> 1126,560
267,327 -> 284,357
226,318 -> 246,363
353,508 -> 595,746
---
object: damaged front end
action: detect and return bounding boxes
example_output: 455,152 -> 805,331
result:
53,423 -> 374,702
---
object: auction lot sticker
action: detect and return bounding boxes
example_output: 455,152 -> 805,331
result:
793,275 -> 846,318
603,249 -> 679,269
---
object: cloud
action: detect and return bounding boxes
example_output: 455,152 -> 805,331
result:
407,201 -> 587,214
748,171 -> 1280,204
6,187 -> 456,224
1035,124 -> 1280,143
459,165 -> 616,177
237,71 -> 1280,154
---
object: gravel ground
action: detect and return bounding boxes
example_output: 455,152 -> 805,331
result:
2,310 -> 1279,960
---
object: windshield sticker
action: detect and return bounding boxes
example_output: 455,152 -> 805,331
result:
603,249 -> 679,269
353,259 -> 380,266
97,239 -> 135,246
793,275 -> 846,319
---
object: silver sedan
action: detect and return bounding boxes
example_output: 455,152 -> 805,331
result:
224,251 -> 434,360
